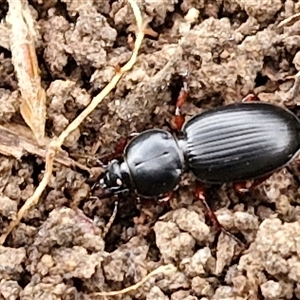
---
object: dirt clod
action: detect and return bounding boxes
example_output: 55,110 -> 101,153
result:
1,0 -> 300,299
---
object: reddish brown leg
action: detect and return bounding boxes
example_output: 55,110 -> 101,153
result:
137,192 -> 173,211
98,133 -> 138,166
195,183 -> 244,246
173,71 -> 189,131
241,94 -> 259,102
233,175 -> 271,194
158,191 -> 173,203
98,138 -> 128,165
195,185 -> 221,229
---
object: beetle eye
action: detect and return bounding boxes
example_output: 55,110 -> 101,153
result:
116,178 -> 123,186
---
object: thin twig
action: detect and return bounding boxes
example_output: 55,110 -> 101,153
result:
0,124 -> 90,171
90,264 -> 176,297
278,12 -> 300,28
0,0 -> 145,244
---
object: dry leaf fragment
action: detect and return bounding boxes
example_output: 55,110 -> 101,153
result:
0,22 -> 10,50
0,123 -> 89,171
7,0 -> 46,145
0,0 -> 145,245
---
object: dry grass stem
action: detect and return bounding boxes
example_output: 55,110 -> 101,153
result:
0,0 -> 145,245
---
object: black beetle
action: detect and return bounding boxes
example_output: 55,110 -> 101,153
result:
101,101 -> 300,198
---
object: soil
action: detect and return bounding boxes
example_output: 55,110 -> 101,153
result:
1,0 -> 300,299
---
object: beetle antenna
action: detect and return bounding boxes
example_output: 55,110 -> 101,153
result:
103,198 -> 119,238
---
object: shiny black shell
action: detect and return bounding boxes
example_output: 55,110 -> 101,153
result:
124,129 -> 184,197
182,102 -> 300,183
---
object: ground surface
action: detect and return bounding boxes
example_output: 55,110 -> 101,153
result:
1,0 -> 300,299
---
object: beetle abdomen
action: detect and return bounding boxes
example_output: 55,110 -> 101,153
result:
183,102 -> 300,183
124,129 -> 184,197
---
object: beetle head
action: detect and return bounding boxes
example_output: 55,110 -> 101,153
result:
100,160 -> 129,194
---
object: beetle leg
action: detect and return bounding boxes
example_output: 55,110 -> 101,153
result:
158,191 -> 173,202
194,184 -> 221,228
174,82 -> 187,130
98,138 -> 128,165
233,175 -> 271,193
195,183 -> 244,246
98,133 -> 138,165
241,94 -> 259,102
173,71 -> 189,131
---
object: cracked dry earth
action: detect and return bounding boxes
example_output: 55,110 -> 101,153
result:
1,0 -> 300,299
